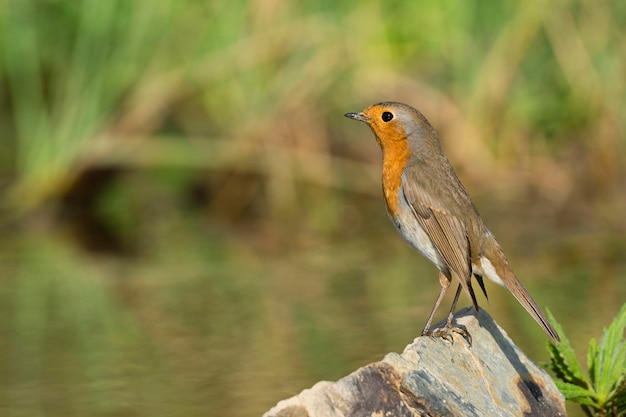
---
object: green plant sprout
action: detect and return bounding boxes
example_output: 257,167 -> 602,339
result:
547,304 -> 626,417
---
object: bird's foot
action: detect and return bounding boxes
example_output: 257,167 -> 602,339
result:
422,313 -> 472,346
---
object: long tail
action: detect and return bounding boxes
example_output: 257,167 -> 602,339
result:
483,243 -> 560,343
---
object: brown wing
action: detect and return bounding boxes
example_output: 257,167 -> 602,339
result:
401,173 -> 478,310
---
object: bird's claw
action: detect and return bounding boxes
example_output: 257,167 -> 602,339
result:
422,314 -> 472,346
429,327 -> 454,343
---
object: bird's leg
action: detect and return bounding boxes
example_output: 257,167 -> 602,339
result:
422,272 -> 472,345
421,271 -> 450,338
432,284 -> 472,346
447,282 -> 463,318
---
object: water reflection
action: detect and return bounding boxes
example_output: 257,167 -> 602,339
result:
2,214 -> 624,416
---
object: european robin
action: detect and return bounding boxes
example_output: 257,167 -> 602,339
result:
345,102 -> 559,343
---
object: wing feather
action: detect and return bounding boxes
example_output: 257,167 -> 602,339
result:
401,173 -> 478,310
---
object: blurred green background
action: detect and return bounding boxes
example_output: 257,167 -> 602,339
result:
1,0 -> 625,416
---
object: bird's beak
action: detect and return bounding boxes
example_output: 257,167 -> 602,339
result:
344,112 -> 369,123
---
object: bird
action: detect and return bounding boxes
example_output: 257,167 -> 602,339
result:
345,102 -> 560,343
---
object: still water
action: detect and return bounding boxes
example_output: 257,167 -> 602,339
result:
1,209 -> 624,417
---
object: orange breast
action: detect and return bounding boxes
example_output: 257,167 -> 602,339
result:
381,140 -> 411,217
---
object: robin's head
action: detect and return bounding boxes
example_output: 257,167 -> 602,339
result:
345,102 -> 440,155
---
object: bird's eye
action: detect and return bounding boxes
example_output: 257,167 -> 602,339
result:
381,111 -> 394,122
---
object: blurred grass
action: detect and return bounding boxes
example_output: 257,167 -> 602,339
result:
0,0 -> 625,416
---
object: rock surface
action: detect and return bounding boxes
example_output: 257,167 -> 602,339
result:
263,307 -> 566,417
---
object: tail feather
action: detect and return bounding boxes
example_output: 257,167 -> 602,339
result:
474,274 -> 489,300
501,271 -> 560,342
483,242 -> 560,343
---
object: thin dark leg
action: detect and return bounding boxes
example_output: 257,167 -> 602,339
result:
437,283 -> 472,345
448,284 -> 462,314
421,285 -> 449,336
421,271 -> 451,336
422,282 -> 472,345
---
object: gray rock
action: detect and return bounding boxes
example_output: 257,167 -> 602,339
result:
263,307 -> 566,417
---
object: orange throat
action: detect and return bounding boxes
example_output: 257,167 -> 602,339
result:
380,140 -> 411,217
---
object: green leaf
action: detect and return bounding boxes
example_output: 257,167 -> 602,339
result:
554,381 -> 597,406
588,303 -> 626,405
546,309 -> 590,388
587,336 -> 597,386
